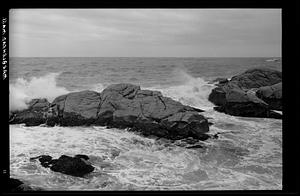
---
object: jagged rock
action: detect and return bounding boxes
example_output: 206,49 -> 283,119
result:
32,155 -> 94,177
256,82 -> 282,111
9,110 -> 47,126
28,98 -> 50,110
9,98 -> 50,126
98,84 -> 209,140
10,83 -> 209,140
208,68 -> 282,119
229,68 -> 281,89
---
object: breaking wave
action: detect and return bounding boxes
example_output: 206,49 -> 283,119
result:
8,68 -> 282,190
9,73 -> 69,111
147,68 -> 216,110
9,68 -> 216,112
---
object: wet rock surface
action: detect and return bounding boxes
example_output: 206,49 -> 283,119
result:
208,68 -> 282,119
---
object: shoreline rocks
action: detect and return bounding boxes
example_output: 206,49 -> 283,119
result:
10,83 -> 210,141
208,68 -> 282,119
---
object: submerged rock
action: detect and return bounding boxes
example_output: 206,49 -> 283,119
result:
10,83 -> 210,140
208,68 -> 282,119
32,154 -> 94,177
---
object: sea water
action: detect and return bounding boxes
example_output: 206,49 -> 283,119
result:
9,57 -> 282,190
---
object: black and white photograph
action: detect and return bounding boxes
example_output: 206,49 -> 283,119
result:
7,8 -> 284,191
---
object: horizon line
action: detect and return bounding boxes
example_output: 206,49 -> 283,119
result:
9,56 -> 282,58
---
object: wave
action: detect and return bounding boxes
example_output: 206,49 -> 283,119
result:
147,68 -> 216,110
9,73 -> 70,111
10,121 -> 282,190
9,68 -> 216,112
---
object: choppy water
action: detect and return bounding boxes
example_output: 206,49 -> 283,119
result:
9,57 -> 282,190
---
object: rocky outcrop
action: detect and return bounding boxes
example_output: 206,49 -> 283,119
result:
95,84 -> 209,140
9,99 -> 51,126
30,154 -> 94,177
228,68 -> 282,89
10,83 -> 210,140
256,82 -> 282,111
208,68 -> 282,119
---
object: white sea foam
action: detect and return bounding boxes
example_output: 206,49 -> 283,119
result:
10,121 -> 282,190
90,83 -> 106,93
147,68 -> 215,110
9,73 -> 69,111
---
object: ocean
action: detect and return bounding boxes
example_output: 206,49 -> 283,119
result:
9,57 -> 282,190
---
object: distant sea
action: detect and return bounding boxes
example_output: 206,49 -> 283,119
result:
9,57 -> 282,190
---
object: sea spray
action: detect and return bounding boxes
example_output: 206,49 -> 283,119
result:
146,68 -> 216,110
9,61 -> 282,190
9,73 -> 69,111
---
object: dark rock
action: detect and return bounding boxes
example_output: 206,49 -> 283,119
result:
10,110 -> 47,126
10,83 -> 210,140
256,82 -> 282,111
186,144 -> 204,149
38,155 -> 53,163
9,98 -> 50,126
50,155 -> 94,177
8,178 -> 24,191
51,90 -> 101,126
31,154 -> 94,177
160,111 -> 209,140
28,98 -> 50,110
208,68 -> 282,119
229,68 -> 281,89
7,178 -> 44,192
58,83 -> 209,140
208,87 -> 227,106
30,155 -> 54,168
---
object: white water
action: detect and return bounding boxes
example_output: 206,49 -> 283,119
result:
9,71 -> 282,190
10,113 -> 282,190
9,73 -> 69,111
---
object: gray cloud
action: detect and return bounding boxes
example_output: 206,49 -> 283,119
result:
9,9 -> 281,57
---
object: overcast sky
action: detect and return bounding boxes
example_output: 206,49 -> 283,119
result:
9,9 -> 281,57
